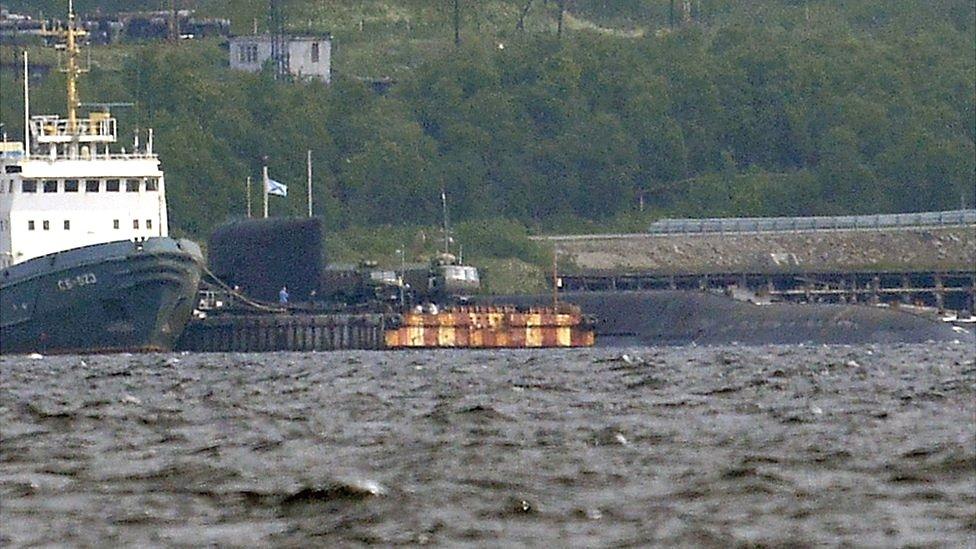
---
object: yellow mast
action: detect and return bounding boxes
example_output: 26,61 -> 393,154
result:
65,0 -> 81,134
37,1 -> 88,137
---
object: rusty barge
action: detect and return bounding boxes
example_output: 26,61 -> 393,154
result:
176,305 -> 595,352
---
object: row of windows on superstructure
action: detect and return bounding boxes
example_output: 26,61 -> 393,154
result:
0,178 -> 160,194
0,218 -> 155,232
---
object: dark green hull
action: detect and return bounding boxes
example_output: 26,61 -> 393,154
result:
0,238 -> 202,355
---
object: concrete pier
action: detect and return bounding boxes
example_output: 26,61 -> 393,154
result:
177,313 -> 389,352
538,224 -> 976,313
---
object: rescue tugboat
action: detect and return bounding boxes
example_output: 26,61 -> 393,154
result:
0,2 -> 203,354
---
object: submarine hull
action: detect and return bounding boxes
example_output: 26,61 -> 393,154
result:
475,291 -> 967,346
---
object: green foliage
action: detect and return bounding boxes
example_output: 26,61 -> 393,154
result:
0,0 -> 973,244
455,218 -> 549,264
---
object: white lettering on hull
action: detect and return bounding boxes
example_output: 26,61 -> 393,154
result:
57,272 -> 97,291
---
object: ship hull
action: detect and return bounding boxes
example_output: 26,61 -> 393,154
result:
0,238 -> 203,355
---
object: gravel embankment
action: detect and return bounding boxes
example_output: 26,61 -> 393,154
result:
541,227 -> 976,275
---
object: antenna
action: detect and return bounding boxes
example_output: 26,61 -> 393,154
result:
453,0 -> 461,46
269,0 -> 289,79
441,190 -> 450,255
23,51 -> 30,154
307,150 -> 313,217
170,0 -> 178,42
552,247 -> 559,308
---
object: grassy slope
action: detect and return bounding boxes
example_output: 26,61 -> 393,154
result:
3,1 -> 971,292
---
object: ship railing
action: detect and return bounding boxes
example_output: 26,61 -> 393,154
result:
647,209 -> 976,234
30,115 -> 117,144
22,151 -> 158,161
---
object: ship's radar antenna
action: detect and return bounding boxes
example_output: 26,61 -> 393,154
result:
80,102 -> 135,111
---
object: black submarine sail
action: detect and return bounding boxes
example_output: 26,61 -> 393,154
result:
0,2 -> 202,354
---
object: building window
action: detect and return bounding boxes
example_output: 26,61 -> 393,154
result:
133,219 -> 140,229
42,220 -> 49,230
64,220 -> 70,230
240,43 -> 259,63
22,180 -> 36,193
146,219 -> 153,230
107,179 -> 120,192
65,179 -> 79,192
126,179 -> 140,192
146,178 -> 158,191
113,219 -> 119,229
311,42 -> 320,63
43,180 -> 57,193
86,179 -> 100,192
241,43 -> 261,62
28,220 -> 35,231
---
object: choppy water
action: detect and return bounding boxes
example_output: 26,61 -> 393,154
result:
2,343 -> 974,547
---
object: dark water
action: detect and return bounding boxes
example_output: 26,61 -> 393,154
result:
2,343 -> 974,547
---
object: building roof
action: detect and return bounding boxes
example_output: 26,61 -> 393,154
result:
228,34 -> 331,43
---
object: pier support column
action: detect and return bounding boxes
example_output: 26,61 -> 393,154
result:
934,275 -> 945,313
970,275 -> 976,315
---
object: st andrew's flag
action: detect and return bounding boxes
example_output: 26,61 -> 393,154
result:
266,178 -> 288,197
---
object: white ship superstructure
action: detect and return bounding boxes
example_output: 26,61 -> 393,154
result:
0,127 -> 168,268
0,2 -> 168,269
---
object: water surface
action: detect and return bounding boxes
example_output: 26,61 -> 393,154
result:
2,343 -> 974,546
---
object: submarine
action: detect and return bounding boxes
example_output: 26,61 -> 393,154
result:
200,218 -> 968,347
476,291 -> 969,346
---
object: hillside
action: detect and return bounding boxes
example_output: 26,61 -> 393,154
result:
0,1 -> 973,279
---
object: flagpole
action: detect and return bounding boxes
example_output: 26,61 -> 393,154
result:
262,164 -> 269,219
307,149 -> 312,217
23,51 -> 30,154
246,176 -> 252,218
441,190 -> 450,255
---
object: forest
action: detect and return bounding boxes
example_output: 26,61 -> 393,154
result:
0,1 -> 974,269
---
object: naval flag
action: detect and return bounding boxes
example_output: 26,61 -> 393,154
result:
266,178 -> 288,197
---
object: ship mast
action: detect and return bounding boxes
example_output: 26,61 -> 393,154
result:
29,2 -> 116,158
65,0 -> 83,134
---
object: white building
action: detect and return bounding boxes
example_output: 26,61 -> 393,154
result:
228,35 -> 332,83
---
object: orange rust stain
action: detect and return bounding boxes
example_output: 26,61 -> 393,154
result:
384,305 -> 594,349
